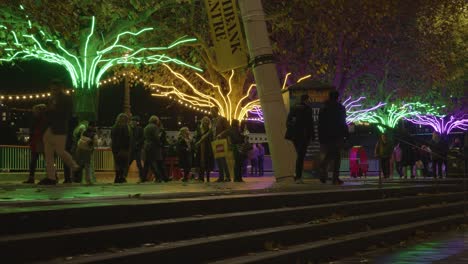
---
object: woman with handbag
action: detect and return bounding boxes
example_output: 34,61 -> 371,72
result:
111,113 -> 130,183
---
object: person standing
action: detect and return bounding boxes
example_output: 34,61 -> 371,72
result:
39,79 -> 79,185
318,90 -> 348,185
75,121 -> 98,184
393,142 -> 403,178
129,116 -> 145,182
177,127 -> 193,182
375,133 -> 393,179
62,116 -> 79,183
210,108 -> 231,182
71,120 -> 88,182
111,113 -> 130,183
286,94 -> 314,184
431,131 -> 448,179
248,143 -> 259,176
228,120 -> 248,182
24,104 -> 47,184
257,143 -> 265,176
143,115 -> 168,182
194,116 -> 214,182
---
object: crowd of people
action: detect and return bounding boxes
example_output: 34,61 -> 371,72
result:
286,90 -> 467,183
21,80 -> 467,186
24,79 -> 266,185
376,130 -> 464,179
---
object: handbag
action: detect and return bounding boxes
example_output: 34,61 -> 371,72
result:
211,138 -> 229,159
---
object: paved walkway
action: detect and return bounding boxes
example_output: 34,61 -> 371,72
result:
337,229 -> 468,263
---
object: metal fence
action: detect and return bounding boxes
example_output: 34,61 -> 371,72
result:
0,145 -> 380,174
0,145 -> 114,172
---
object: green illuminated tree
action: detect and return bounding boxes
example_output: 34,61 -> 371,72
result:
0,0 -> 200,119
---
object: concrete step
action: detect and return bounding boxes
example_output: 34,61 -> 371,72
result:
2,192 -> 464,263
1,185 -> 462,236
36,201 -> 467,263
210,215 -> 465,264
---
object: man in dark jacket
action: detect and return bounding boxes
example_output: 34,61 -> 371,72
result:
286,94 -> 314,184
318,90 -> 348,185
39,79 -> 79,185
129,115 -> 145,182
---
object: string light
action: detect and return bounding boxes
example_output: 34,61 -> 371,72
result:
0,90 -> 74,101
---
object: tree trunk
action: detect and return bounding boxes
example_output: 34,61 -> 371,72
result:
73,89 -> 98,121
123,76 -> 131,116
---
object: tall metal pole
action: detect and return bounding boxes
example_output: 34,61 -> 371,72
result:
238,0 -> 296,182
123,76 -> 131,116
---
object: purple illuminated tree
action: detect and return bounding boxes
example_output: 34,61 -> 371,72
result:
405,114 -> 468,135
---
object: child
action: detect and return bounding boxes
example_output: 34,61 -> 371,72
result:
75,121 -> 98,184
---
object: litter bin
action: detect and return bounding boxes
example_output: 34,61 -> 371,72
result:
447,148 -> 464,178
349,146 -> 368,178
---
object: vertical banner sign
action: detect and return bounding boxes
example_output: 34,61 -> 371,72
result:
205,0 -> 248,72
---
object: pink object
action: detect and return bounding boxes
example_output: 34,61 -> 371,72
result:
349,146 -> 369,178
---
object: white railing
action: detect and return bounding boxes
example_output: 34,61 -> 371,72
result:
0,145 -> 114,171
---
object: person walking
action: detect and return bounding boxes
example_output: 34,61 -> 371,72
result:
177,127 -> 193,182
143,115 -> 168,182
39,79 -> 79,185
375,133 -> 393,179
286,94 -> 314,184
129,116 -> 145,182
111,113 -> 131,183
210,108 -> 231,182
318,90 -> 348,185
24,104 -> 47,184
257,143 -> 265,176
194,117 -> 214,182
75,121 -> 98,184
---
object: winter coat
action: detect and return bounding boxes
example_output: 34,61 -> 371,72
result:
318,100 -> 348,144
286,102 -> 314,143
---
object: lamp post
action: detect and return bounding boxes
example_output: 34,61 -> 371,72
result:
238,0 -> 296,182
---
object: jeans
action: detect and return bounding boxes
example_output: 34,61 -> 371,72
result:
43,128 -> 78,180
293,140 -> 308,180
216,157 -> 230,180
319,140 -> 343,181
380,157 -> 391,178
129,150 -> 144,181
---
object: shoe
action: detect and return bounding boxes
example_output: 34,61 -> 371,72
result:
182,178 -> 188,182
319,178 -> 326,184
215,178 -> 224,183
224,178 -> 231,182
234,179 -> 244,182
63,179 -> 73,184
23,178 -> 35,184
332,179 -> 344,185
295,178 -> 304,184
38,178 -> 57,185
